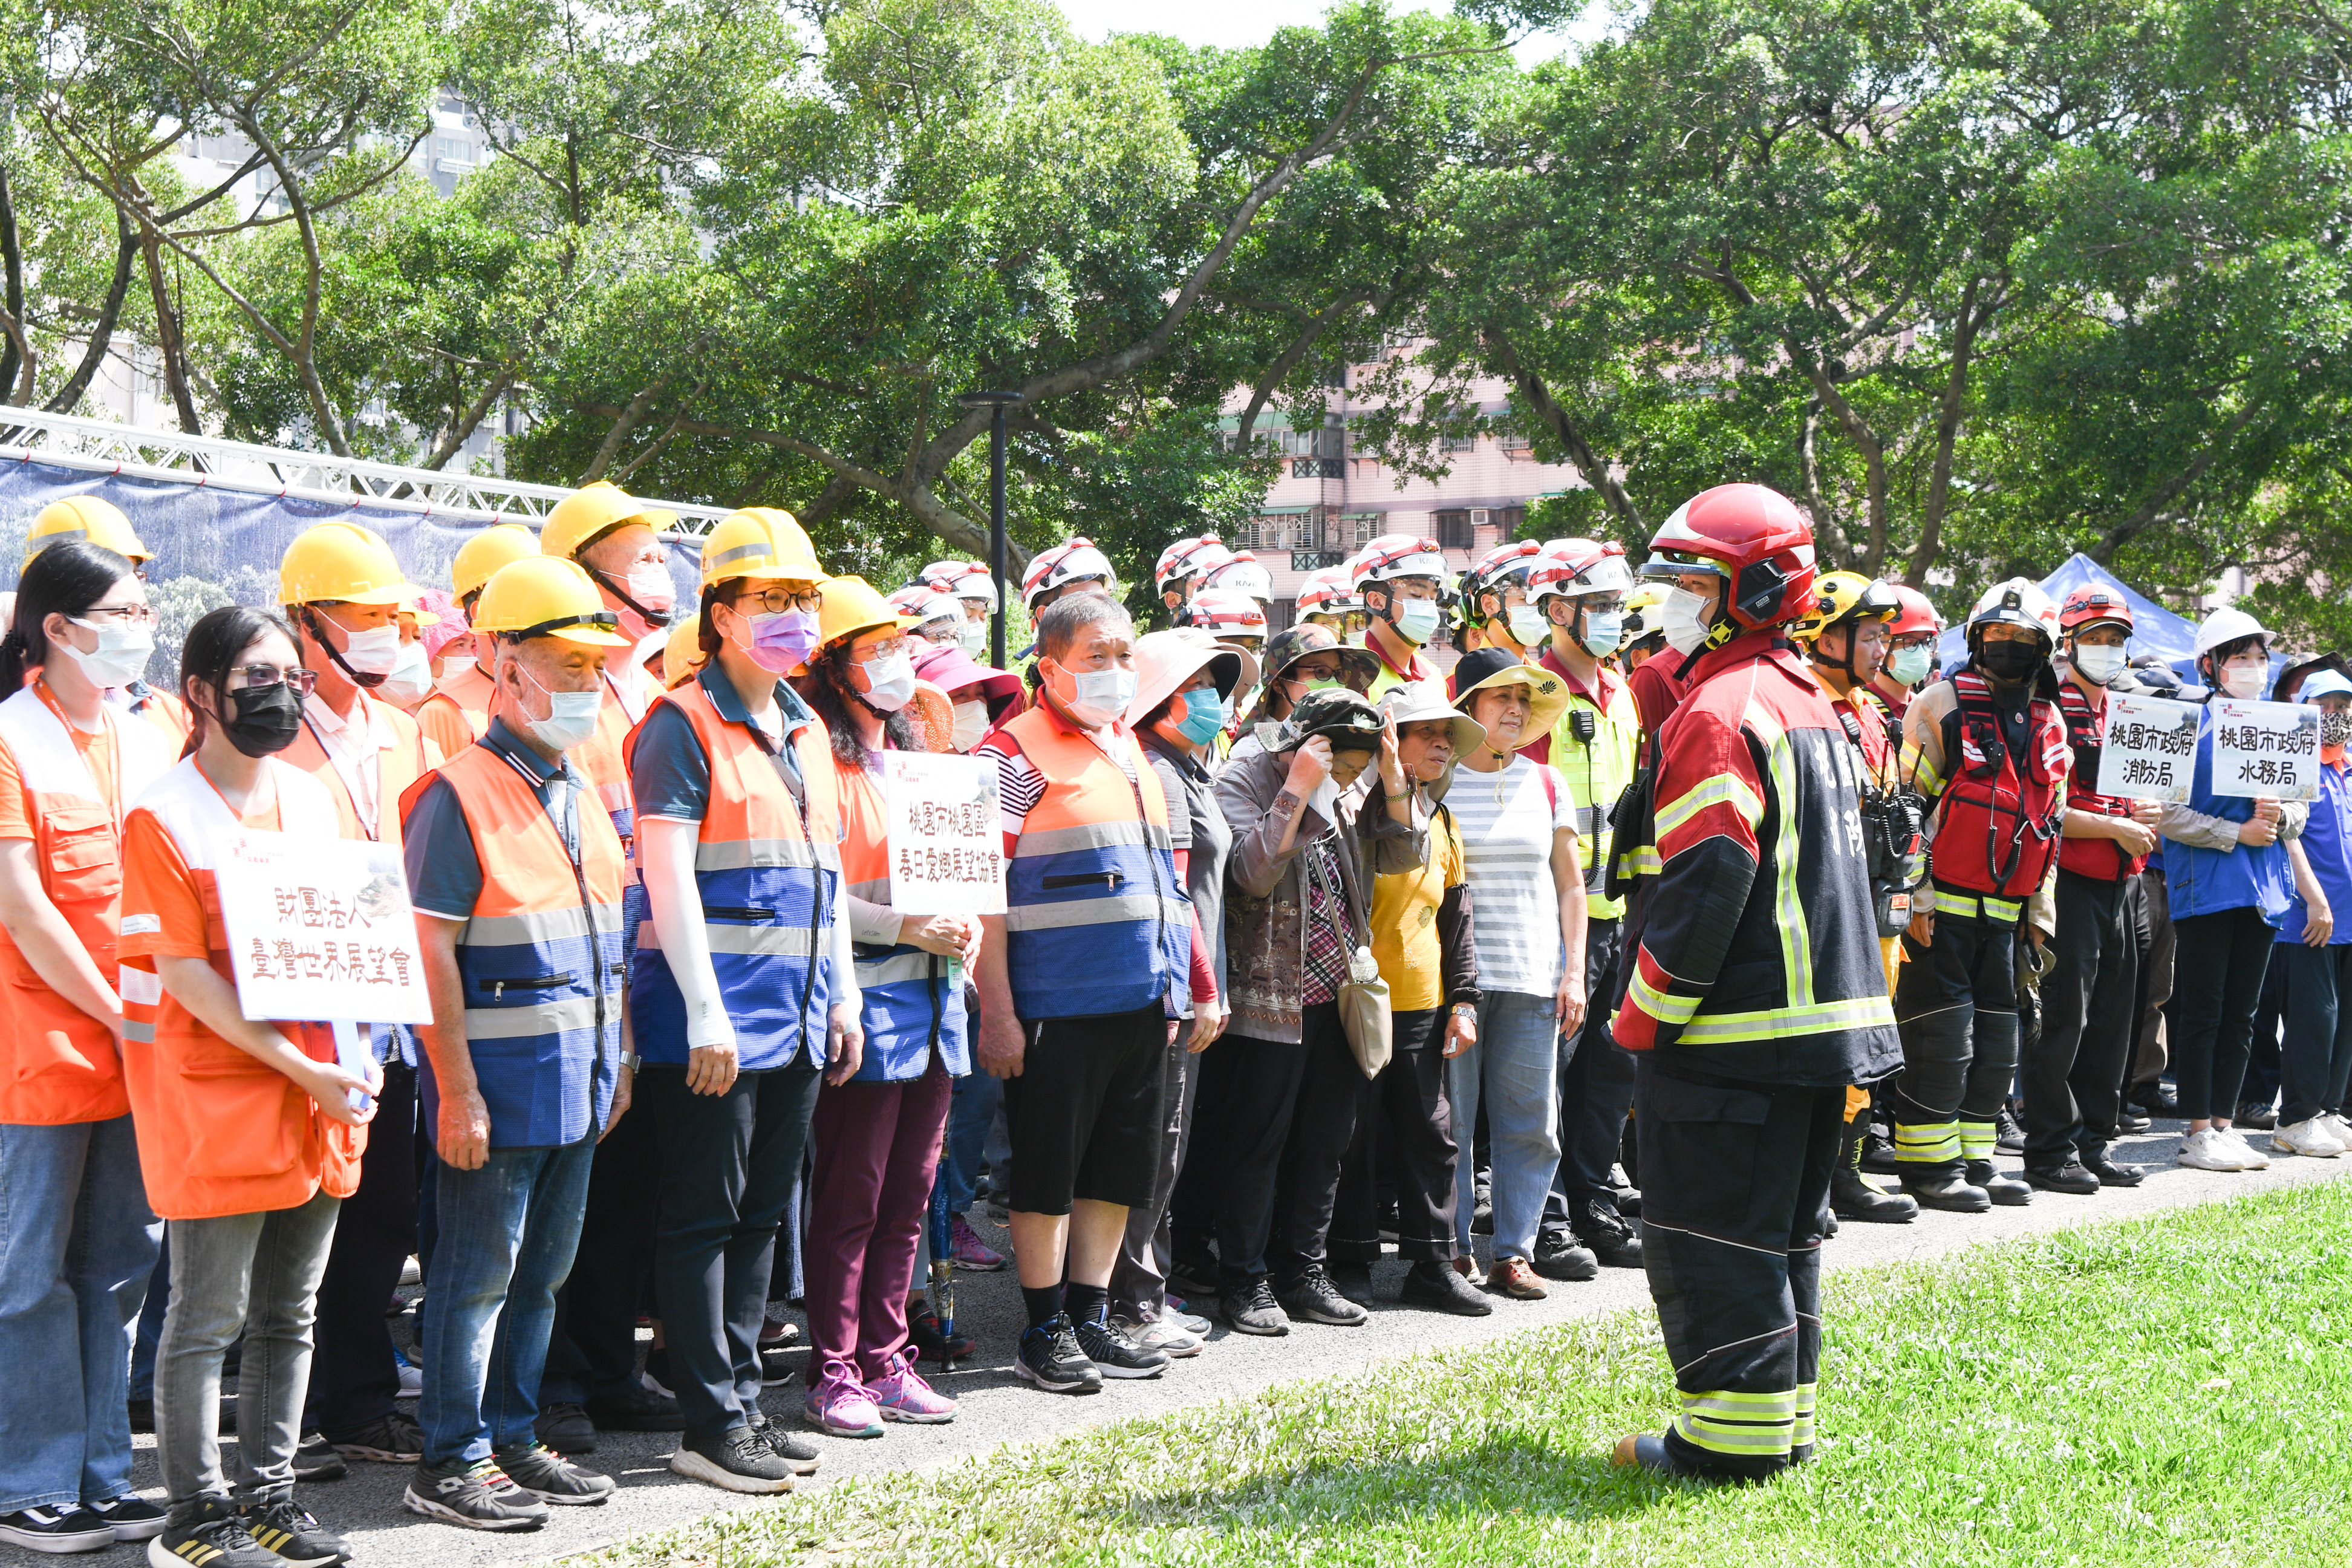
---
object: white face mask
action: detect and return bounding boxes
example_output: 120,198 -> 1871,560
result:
625,566 -> 676,616
1391,597 -> 1442,646
1506,606 -> 1547,648
951,700 -> 991,752
2220,665 -> 2266,700
2071,644 -> 2126,686
58,617 -> 155,689
331,621 -> 403,677
858,651 -> 916,713
376,642 -> 434,706
959,620 -> 989,658
519,663 -> 603,751
1052,660 -> 1136,730
438,654 -> 474,682
1661,588 -> 1715,657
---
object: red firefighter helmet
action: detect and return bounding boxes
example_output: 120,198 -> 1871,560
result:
1887,583 -> 1941,639
2058,584 -> 2134,637
1640,483 -> 1817,637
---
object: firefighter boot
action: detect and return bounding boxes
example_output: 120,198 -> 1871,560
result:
1965,1157 -> 2033,1207
1831,1123 -> 1918,1224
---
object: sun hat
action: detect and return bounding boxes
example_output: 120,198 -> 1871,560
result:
1126,626 -> 1259,730
1448,646 -> 1570,742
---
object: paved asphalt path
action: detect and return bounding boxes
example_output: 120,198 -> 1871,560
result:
20,1122 -> 2348,1568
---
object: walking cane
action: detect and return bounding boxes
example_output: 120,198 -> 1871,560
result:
926,1162 -> 958,1372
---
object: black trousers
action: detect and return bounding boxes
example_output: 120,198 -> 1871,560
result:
540,1087 -> 662,1411
2024,870 -> 2137,1165
1635,1054 -> 1841,1482
2276,942 -> 2352,1125
1547,919 -> 1633,1229
1332,1009 -> 1459,1265
643,1061 -> 824,1439
2127,870 -> 2174,1098
1207,1002 -> 1363,1289
2243,959 -> 2288,1111
2169,906 -> 2276,1122
1891,900 -> 2019,1175
304,1061 -> 418,1437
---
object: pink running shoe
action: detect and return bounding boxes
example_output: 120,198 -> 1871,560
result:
948,1212 -> 1006,1272
868,1353 -> 957,1425
803,1364 -> 884,1439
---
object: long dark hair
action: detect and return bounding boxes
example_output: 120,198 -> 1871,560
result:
0,541 -> 137,697
806,638 -> 919,769
181,605 -> 298,750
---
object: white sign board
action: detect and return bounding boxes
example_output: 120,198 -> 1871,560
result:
884,752 -> 1006,917
2096,692 -> 2202,805
2209,698 -> 2321,803
213,830 -> 432,1025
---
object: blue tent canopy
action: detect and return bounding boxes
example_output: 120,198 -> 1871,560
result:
1935,553 -> 2198,671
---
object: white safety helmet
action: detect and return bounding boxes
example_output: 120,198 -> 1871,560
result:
1021,537 -> 1115,611
1186,587 -> 1269,642
2192,605 -> 2275,661
1966,577 -> 2060,648
1198,551 -> 1273,603
1154,535 -> 1232,594
920,559 -> 998,611
1526,538 -> 1635,603
1294,567 -> 1360,618
1351,532 -> 1449,593
890,585 -> 965,639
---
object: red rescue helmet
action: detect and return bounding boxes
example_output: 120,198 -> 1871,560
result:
2058,584 -> 2134,637
1639,483 -> 1817,636
1886,584 -> 1941,639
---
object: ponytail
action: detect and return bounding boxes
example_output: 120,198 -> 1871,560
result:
0,541 -> 136,698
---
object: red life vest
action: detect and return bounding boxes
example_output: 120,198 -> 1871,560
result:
2054,680 -> 2145,882
1930,669 -> 2068,899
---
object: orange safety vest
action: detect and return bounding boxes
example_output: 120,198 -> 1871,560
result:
0,684 -> 174,1124
417,660 -> 498,763
399,737 -> 628,1148
280,692 -> 436,845
119,760 -> 363,1220
625,671 -> 841,1072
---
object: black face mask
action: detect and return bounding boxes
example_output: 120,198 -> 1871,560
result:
1977,640 -> 2043,683
223,682 -> 303,757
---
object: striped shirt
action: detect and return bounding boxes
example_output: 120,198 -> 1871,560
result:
980,729 -> 1138,852
1444,755 -> 1578,995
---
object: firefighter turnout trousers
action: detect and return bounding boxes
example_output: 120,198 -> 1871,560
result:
1635,1053 -> 1843,1481
1890,885 -> 2021,1177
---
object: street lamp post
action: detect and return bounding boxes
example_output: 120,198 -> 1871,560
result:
958,390 -> 1025,668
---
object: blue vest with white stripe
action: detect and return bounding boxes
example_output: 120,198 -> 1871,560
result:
835,754 -> 971,1081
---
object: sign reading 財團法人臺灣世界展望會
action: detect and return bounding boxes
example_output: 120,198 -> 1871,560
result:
2097,692 -> 2201,805
212,830 -> 432,1026
885,752 -> 1006,918
2208,698 -> 2321,804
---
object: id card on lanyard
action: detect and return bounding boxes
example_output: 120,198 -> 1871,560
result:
301,707 -> 381,842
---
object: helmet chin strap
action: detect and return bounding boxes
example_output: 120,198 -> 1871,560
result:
587,564 -> 673,628
304,609 -> 386,690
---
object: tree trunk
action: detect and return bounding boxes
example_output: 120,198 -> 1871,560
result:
1905,275 -> 1986,588
138,229 -> 204,435
44,210 -> 138,414
1483,324 -> 1643,532
0,165 -> 23,400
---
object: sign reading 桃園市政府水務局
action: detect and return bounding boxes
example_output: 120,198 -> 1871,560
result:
2208,698 -> 2321,804
885,751 -> 1006,918
2097,692 -> 2201,805
212,830 -> 432,1026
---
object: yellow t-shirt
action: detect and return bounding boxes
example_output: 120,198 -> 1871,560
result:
1370,804 -> 1465,1012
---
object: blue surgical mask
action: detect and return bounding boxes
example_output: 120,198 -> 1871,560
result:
1174,687 -> 1228,746
1580,611 -> 1624,657
1889,645 -> 1934,688
522,665 -> 603,751
1506,606 -> 1547,648
1392,598 -> 1441,646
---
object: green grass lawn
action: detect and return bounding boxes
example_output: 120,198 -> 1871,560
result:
585,1182 -> 2352,1568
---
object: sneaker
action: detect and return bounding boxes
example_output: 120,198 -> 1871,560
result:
2130,1085 -> 2182,1117
402,1457 -> 549,1531
1531,1232 -> 1600,1281
144,1498 -> 278,1566
757,1318 -> 800,1350
639,1346 -> 676,1400
1401,1258 -> 1492,1316
239,1490 -> 350,1566
85,1496 -> 167,1543
1166,1304 -> 1212,1337
533,1400 -> 598,1453
585,1385 -> 685,1431
906,1301 -> 976,1365
803,1365 -> 887,1437
1165,1260 -> 1220,1302
2219,1125 -> 2271,1168
1450,1255 -> 1485,1287
1116,1315 -> 1203,1359
1275,1264 -> 1369,1327
1073,1313 -> 1171,1378
0,1505 -> 114,1554
1993,1106 -> 2026,1153
2273,1117 -> 2348,1158
748,1412 -> 822,1475
1014,1315 -> 1101,1394
2321,1111 -> 2352,1147
1571,1199 -> 1643,1268
327,1408 -> 424,1462
2235,1101 -> 2279,1131
393,1348 -> 422,1400
1486,1256 -> 1548,1300
2178,1127 -> 2248,1171
493,1442 -> 614,1506
1220,1279 -> 1289,1337
1326,1260 -> 1375,1304
869,1353 -> 958,1423
669,1426 -> 795,1494
290,1434 -> 347,1483
947,1212 -> 1007,1271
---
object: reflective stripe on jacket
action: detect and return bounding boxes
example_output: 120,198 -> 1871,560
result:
998,703 -> 1188,1020
836,754 -> 969,1081
399,742 -> 627,1147
0,687 -> 174,1124
120,759 -> 363,1219
624,674 -> 841,1071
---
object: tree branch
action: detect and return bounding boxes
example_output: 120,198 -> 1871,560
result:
1481,323 -> 1643,533
1233,292 -> 1371,455
44,209 -> 138,415
2087,401 -> 2266,565
1905,275 -> 1987,587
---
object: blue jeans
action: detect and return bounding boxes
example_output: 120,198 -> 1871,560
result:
937,1061 -> 1002,1215
1448,991 -> 1562,1261
0,1116 -> 161,1512
417,1139 -> 595,1468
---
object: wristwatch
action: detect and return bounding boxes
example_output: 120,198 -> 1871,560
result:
1450,1002 -> 1478,1021
619,1050 -> 641,1073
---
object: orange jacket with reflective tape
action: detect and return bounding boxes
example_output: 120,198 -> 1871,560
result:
418,661 -> 497,763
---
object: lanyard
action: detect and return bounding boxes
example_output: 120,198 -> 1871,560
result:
299,704 -> 381,842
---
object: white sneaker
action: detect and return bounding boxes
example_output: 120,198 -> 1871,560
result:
1117,1315 -> 1203,1359
2273,1117 -> 2347,1158
2320,1112 -> 2352,1147
2178,1128 -> 2246,1171
2220,1125 -> 2271,1168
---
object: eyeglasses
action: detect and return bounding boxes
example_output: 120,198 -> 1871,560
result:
79,604 -> 157,626
227,665 -> 318,696
854,637 -> 910,666
735,588 -> 822,616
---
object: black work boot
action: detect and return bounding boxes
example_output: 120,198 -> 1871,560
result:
1830,1123 -> 1918,1223
1900,1167 -> 1992,1213
1966,1157 -> 2033,1206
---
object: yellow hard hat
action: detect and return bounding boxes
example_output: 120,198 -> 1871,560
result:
471,557 -> 633,646
699,507 -> 823,588
280,521 -> 426,607
398,601 -> 443,628
663,618 -> 706,688
26,496 -> 151,565
452,524 -> 539,600
541,481 -> 677,562
1790,571 -> 1900,644
816,575 -> 922,654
